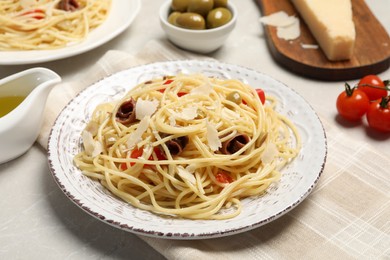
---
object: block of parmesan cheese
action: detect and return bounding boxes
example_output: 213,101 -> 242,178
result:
291,0 -> 356,61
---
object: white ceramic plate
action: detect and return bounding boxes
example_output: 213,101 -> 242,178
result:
48,60 -> 327,239
0,0 -> 141,65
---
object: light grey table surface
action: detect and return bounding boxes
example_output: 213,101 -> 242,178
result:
1,0 -> 389,259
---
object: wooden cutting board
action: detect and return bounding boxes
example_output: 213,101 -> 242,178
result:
256,0 -> 390,81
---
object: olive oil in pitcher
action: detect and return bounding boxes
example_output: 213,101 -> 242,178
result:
0,96 -> 26,118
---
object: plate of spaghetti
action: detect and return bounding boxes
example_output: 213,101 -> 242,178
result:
0,0 -> 141,65
48,60 -> 327,239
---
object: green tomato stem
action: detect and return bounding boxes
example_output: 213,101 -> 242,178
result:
356,81 -> 390,91
379,96 -> 390,109
344,82 -> 355,96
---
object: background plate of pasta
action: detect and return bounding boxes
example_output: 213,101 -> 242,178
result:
0,0 -> 141,65
48,60 -> 327,239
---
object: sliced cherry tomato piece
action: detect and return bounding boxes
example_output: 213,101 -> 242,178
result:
158,80 -> 175,93
357,75 -> 388,101
215,172 -> 234,184
177,92 -> 187,97
256,88 -> 266,104
152,147 -> 166,160
120,147 -> 144,170
121,147 -> 167,170
163,79 -> 174,85
131,147 -> 144,159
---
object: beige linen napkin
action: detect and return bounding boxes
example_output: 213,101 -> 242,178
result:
38,40 -> 390,260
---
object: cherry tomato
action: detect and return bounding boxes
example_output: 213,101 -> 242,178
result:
121,147 -> 144,170
366,96 -> 390,132
357,75 -> 388,101
158,80 -> 174,93
152,147 -> 166,160
215,172 -> 234,183
256,88 -> 266,104
336,83 -> 370,121
177,92 -> 187,97
163,79 -> 174,85
121,147 -> 167,170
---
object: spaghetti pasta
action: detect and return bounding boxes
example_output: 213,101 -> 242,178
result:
0,0 -> 111,50
74,74 -> 301,220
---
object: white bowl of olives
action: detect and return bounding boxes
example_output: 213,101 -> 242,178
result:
159,0 -> 237,53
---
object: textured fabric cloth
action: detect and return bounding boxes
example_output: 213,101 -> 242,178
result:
38,40 -> 390,260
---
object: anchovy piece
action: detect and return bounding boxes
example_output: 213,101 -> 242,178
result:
161,135 -> 189,156
116,98 -> 137,125
57,0 -> 80,12
221,134 -> 250,154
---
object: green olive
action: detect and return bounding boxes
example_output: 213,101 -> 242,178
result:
206,7 -> 232,29
176,12 -> 206,30
226,91 -> 242,105
213,0 -> 228,8
171,0 -> 190,12
168,11 -> 181,25
187,0 -> 214,17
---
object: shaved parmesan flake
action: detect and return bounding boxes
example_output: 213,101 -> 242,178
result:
259,11 -> 296,27
126,116 -> 150,149
84,121 -> 99,136
276,19 -> 300,40
261,143 -> 279,164
135,99 -> 159,120
167,106 -> 198,121
260,11 -> 301,40
82,130 -> 103,157
181,107 -> 198,120
190,83 -> 213,96
206,121 -> 221,151
301,43 -> 319,49
177,166 -> 196,185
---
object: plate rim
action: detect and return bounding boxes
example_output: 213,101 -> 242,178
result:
0,0 -> 141,65
47,60 -> 327,239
